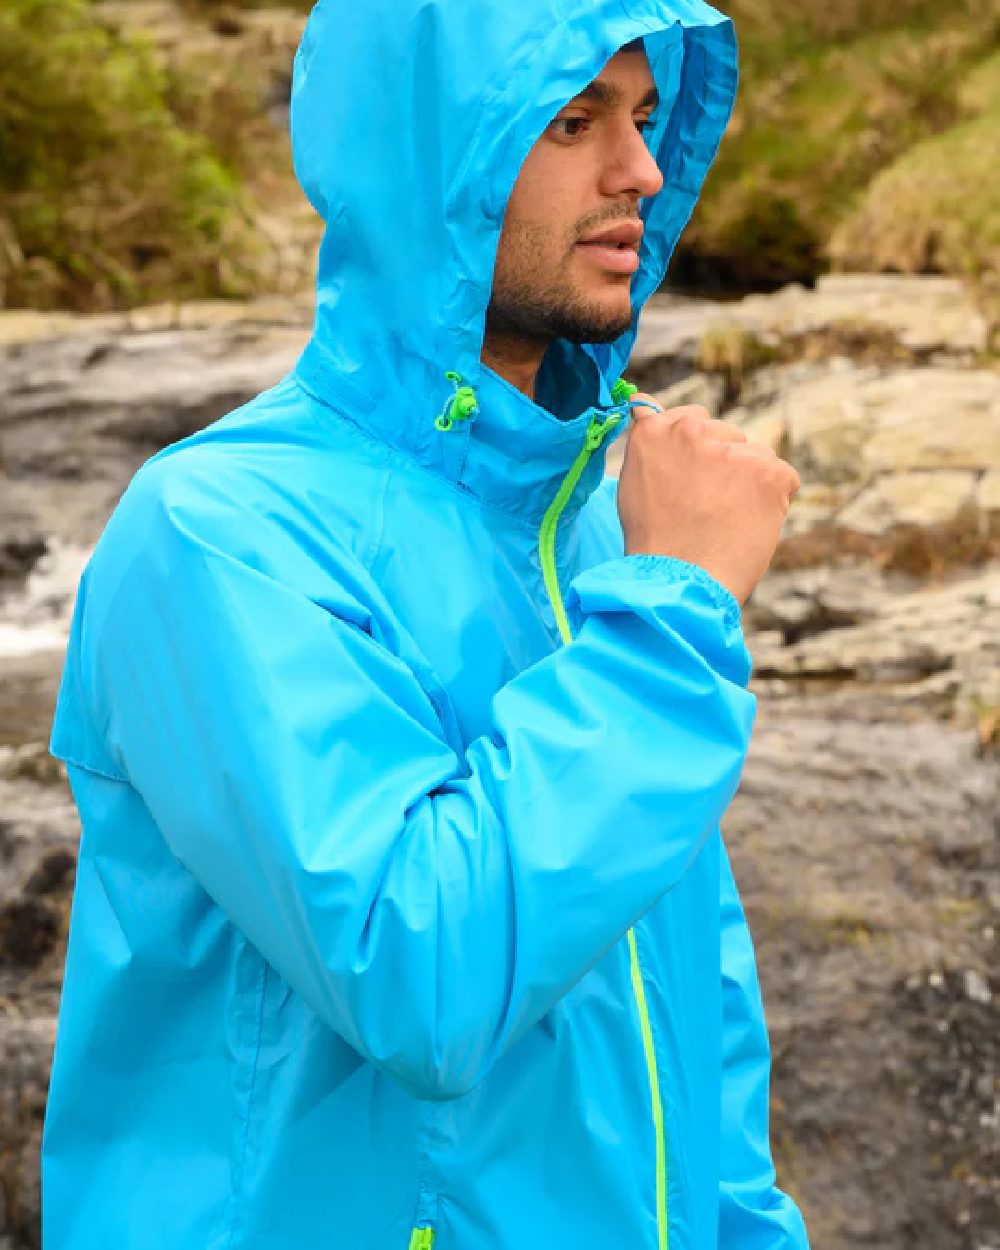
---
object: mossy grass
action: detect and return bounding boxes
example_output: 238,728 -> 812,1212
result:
2,0 -> 998,308
678,0 -> 998,289
0,0 -> 268,309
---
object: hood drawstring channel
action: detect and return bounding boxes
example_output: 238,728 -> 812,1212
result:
432,374 -> 639,438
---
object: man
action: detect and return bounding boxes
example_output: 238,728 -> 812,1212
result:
42,0 -> 807,1247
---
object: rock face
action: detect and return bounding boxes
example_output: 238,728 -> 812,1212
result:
0,751 -> 74,1250
0,297 -> 310,563
726,699 -> 997,1248
627,275 -> 990,384
609,275 -> 1000,743
732,363 -> 998,533
1,277 -> 997,1250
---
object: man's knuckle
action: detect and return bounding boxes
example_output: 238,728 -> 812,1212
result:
675,409 -> 707,437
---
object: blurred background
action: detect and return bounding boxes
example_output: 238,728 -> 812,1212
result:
1,1 -> 997,1247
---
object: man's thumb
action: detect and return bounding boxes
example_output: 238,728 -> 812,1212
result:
627,392 -> 665,421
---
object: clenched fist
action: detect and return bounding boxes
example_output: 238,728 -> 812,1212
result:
617,394 -> 800,606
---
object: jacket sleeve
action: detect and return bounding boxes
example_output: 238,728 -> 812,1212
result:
72,464 -> 757,1101
719,840 -> 811,1247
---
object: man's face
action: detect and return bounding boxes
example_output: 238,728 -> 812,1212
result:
485,44 -> 664,347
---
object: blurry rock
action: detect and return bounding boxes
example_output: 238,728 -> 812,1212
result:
629,274 -> 989,393
976,471 -> 1000,516
773,483 -> 853,538
727,702 -> 999,1249
0,1015 -> 56,1250
731,364 -> 999,489
745,565 -> 887,636
748,566 -> 1000,725
0,301 -> 311,564
839,472 -> 980,535
859,369 -> 1000,476
654,372 -> 726,416
738,274 -> 990,357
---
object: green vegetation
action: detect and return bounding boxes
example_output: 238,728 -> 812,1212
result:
830,112 -> 1000,279
680,0 -> 1000,289
1,0 -> 997,309
0,0 -> 275,309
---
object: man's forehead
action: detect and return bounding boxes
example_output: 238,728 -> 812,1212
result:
572,51 -> 659,110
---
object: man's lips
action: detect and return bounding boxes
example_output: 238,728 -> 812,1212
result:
575,220 -> 643,274
576,221 -> 642,274
578,220 -> 644,249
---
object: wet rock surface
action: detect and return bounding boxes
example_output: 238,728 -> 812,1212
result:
725,699 -> 998,1247
1,277 -> 997,1249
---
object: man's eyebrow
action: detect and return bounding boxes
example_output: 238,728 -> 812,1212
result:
573,81 -> 660,110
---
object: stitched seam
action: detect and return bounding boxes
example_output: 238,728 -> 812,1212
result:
225,958 -> 268,1250
362,451 -> 393,575
50,751 -> 127,784
409,1103 -> 442,1242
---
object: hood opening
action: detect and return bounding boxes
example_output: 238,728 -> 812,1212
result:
291,0 -> 737,427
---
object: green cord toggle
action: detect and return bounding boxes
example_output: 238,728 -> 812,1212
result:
610,377 -> 638,405
435,370 -> 480,432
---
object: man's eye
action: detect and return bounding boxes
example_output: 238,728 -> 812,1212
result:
551,117 -> 589,138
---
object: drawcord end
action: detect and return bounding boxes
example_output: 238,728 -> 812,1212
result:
610,376 -> 664,422
610,377 -> 638,406
584,376 -> 640,450
435,370 -> 480,432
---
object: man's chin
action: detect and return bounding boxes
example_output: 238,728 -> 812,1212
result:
560,284 -> 635,344
560,307 -> 634,345
483,284 -> 633,346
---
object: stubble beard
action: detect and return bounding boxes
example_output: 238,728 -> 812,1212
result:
484,219 -> 634,348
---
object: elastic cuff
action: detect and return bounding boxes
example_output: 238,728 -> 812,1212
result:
614,554 -> 743,632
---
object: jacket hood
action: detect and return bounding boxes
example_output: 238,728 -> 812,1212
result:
290,0 -> 737,522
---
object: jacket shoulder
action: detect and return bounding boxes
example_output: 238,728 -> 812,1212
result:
50,385 -> 391,774
101,382 -> 387,591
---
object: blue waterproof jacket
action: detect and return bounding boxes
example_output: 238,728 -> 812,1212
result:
44,1 -> 811,1247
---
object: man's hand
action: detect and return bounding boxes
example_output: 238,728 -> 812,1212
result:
616,394 -> 800,606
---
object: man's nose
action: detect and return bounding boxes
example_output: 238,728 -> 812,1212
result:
601,124 -> 665,201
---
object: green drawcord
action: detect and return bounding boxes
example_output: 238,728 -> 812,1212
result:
611,377 -> 638,405
435,373 -> 632,433
435,370 -> 480,432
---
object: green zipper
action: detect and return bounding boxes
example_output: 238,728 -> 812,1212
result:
537,400 -> 669,1250
407,1227 -> 435,1249
538,413 -> 623,645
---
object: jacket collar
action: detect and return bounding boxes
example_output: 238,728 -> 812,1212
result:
294,335 -> 630,529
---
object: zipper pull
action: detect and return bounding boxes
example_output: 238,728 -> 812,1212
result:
584,413 -> 623,451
